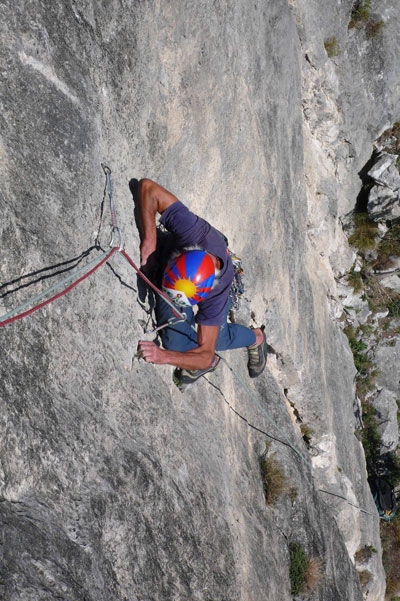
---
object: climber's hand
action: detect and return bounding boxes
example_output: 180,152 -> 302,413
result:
137,340 -> 165,364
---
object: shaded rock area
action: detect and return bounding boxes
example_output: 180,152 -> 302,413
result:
1,0 -> 400,599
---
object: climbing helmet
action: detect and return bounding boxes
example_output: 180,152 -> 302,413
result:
162,249 -> 215,307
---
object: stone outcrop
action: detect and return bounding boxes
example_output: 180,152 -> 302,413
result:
1,1 -> 400,599
339,141 -> 400,491
367,152 -> 400,221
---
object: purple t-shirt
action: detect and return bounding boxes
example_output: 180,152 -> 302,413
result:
160,201 -> 234,326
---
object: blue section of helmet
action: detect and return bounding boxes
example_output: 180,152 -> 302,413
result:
183,250 -> 207,282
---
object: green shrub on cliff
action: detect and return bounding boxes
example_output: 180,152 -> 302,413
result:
289,543 -> 322,594
324,36 -> 339,57
349,0 -> 384,38
289,543 -> 308,594
349,0 -> 372,27
259,444 -> 288,505
348,212 -> 377,250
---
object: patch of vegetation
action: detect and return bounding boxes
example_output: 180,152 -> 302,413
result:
259,444 -> 288,505
347,266 -> 364,293
345,217 -> 400,316
289,543 -> 308,595
356,369 -> 378,399
372,224 -> 400,271
388,297 -> 400,319
355,545 -> 377,563
289,543 -> 322,595
349,0 -> 384,37
381,321 -> 400,339
324,36 -> 339,57
343,216 -> 400,447
365,278 -> 400,319
365,18 -> 384,38
300,423 -> 313,445
348,211 -> 378,250
346,239 -> 400,318
344,325 -> 372,373
349,0 -> 372,26
304,557 -> 322,592
344,170 -> 400,600
357,569 -> 373,587
359,323 -> 375,337
379,224 -> 400,257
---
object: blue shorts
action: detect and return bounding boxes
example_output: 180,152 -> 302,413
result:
156,296 -> 256,352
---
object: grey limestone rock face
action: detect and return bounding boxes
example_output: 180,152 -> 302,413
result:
2,0 -> 400,599
374,388 -> 399,454
374,338 -> 400,448
367,152 -> 400,221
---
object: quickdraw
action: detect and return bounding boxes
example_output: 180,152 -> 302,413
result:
0,166 -> 185,331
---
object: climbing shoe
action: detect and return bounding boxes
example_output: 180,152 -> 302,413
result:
247,329 -> 268,378
173,356 -> 220,390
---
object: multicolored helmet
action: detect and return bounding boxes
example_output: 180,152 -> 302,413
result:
162,249 -> 215,307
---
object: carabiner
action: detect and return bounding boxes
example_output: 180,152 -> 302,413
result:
145,313 -> 187,334
110,226 -> 124,251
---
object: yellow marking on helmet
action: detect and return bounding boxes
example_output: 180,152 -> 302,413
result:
174,278 -> 197,298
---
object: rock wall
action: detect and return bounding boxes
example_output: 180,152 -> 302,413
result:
1,1 -> 399,599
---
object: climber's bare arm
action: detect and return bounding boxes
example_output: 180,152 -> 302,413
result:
135,179 -> 178,268
138,324 -> 219,370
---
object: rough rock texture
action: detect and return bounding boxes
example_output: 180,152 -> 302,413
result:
1,1 -> 400,600
367,152 -> 400,221
374,340 -> 400,453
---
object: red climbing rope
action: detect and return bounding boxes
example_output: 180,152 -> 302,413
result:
0,166 -> 184,329
0,247 -> 118,327
120,249 -> 184,322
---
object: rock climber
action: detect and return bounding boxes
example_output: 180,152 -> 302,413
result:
132,178 -> 268,386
